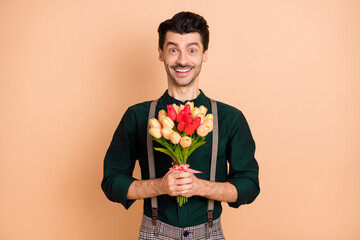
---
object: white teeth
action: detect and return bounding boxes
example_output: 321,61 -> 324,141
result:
174,68 -> 191,73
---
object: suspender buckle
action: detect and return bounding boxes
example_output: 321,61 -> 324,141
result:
207,210 -> 213,228
152,208 -> 158,226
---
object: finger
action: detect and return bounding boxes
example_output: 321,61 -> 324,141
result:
170,171 -> 188,178
169,187 -> 189,196
175,183 -> 193,192
166,172 -> 181,182
179,189 -> 194,198
175,177 -> 193,185
177,171 -> 191,178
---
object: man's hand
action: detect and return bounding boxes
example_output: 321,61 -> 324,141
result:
161,171 -> 238,202
161,172 -> 202,197
128,172 -> 238,203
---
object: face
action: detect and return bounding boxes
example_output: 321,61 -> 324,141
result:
158,31 -> 208,87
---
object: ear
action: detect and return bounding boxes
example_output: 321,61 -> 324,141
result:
158,47 -> 164,62
202,50 -> 209,63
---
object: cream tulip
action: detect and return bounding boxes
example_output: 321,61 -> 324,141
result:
191,107 -> 200,119
196,124 -> 210,137
185,101 -> 194,112
172,104 -> 180,114
204,114 -> 213,122
149,118 -> 162,128
158,110 -> 167,121
161,128 -> 173,140
149,127 -> 162,139
198,106 -> 208,115
180,136 -> 192,148
158,115 -> 166,125
170,132 -> 181,144
203,119 -> 214,132
162,116 -> 175,129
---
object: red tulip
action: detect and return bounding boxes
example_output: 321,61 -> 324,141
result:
176,110 -> 185,123
176,108 -> 192,123
185,113 -> 192,123
185,122 -> 195,135
177,121 -> 187,132
167,105 -> 177,121
183,104 -> 191,114
192,117 -> 201,130
176,105 -> 201,134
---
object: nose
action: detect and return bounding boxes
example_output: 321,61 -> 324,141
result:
176,51 -> 188,66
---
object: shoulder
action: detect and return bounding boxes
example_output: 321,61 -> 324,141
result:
118,100 -> 153,126
128,100 -> 152,114
214,100 -> 251,134
216,101 -> 245,120
215,100 -> 254,141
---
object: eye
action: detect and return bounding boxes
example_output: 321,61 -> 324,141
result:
169,48 -> 178,53
189,49 -> 197,54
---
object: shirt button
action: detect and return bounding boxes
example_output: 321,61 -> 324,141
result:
183,231 -> 189,237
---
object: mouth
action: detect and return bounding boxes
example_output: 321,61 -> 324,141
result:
173,67 -> 192,74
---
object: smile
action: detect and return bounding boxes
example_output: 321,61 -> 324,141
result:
173,68 -> 192,73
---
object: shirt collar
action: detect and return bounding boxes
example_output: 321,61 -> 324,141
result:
160,89 -> 209,106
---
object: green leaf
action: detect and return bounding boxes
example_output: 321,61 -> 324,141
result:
152,137 -> 173,151
187,140 -> 206,156
175,145 -> 182,160
154,147 -> 180,163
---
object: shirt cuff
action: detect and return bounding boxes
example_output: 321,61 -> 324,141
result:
227,177 -> 260,208
111,175 -> 137,209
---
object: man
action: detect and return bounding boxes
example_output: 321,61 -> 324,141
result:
101,11 -> 260,239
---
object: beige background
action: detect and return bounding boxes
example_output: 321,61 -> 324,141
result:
1,0 -> 360,239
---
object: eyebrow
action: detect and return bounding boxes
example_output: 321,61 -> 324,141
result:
166,41 -> 201,48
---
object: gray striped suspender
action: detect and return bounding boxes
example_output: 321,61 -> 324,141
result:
146,99 -> 218,228
207,99 -> 218,228
147,100 -> 158,226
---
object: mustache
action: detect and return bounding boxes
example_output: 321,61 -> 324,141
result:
171,65 -> 194,68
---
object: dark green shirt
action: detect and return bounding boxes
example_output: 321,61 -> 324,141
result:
101,90 -> 260,228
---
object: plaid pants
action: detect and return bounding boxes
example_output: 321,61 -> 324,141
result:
139,214 -> 226,240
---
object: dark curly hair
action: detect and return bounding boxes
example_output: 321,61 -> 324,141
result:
158,12 -> 209,52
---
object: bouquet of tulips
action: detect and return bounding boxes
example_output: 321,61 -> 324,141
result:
148,101 -> 214,206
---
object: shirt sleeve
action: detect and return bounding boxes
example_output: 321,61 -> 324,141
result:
101,107 -> 139,209
227,111 -> 260,208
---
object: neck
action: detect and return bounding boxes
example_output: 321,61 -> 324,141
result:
167,86 -> 200,102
